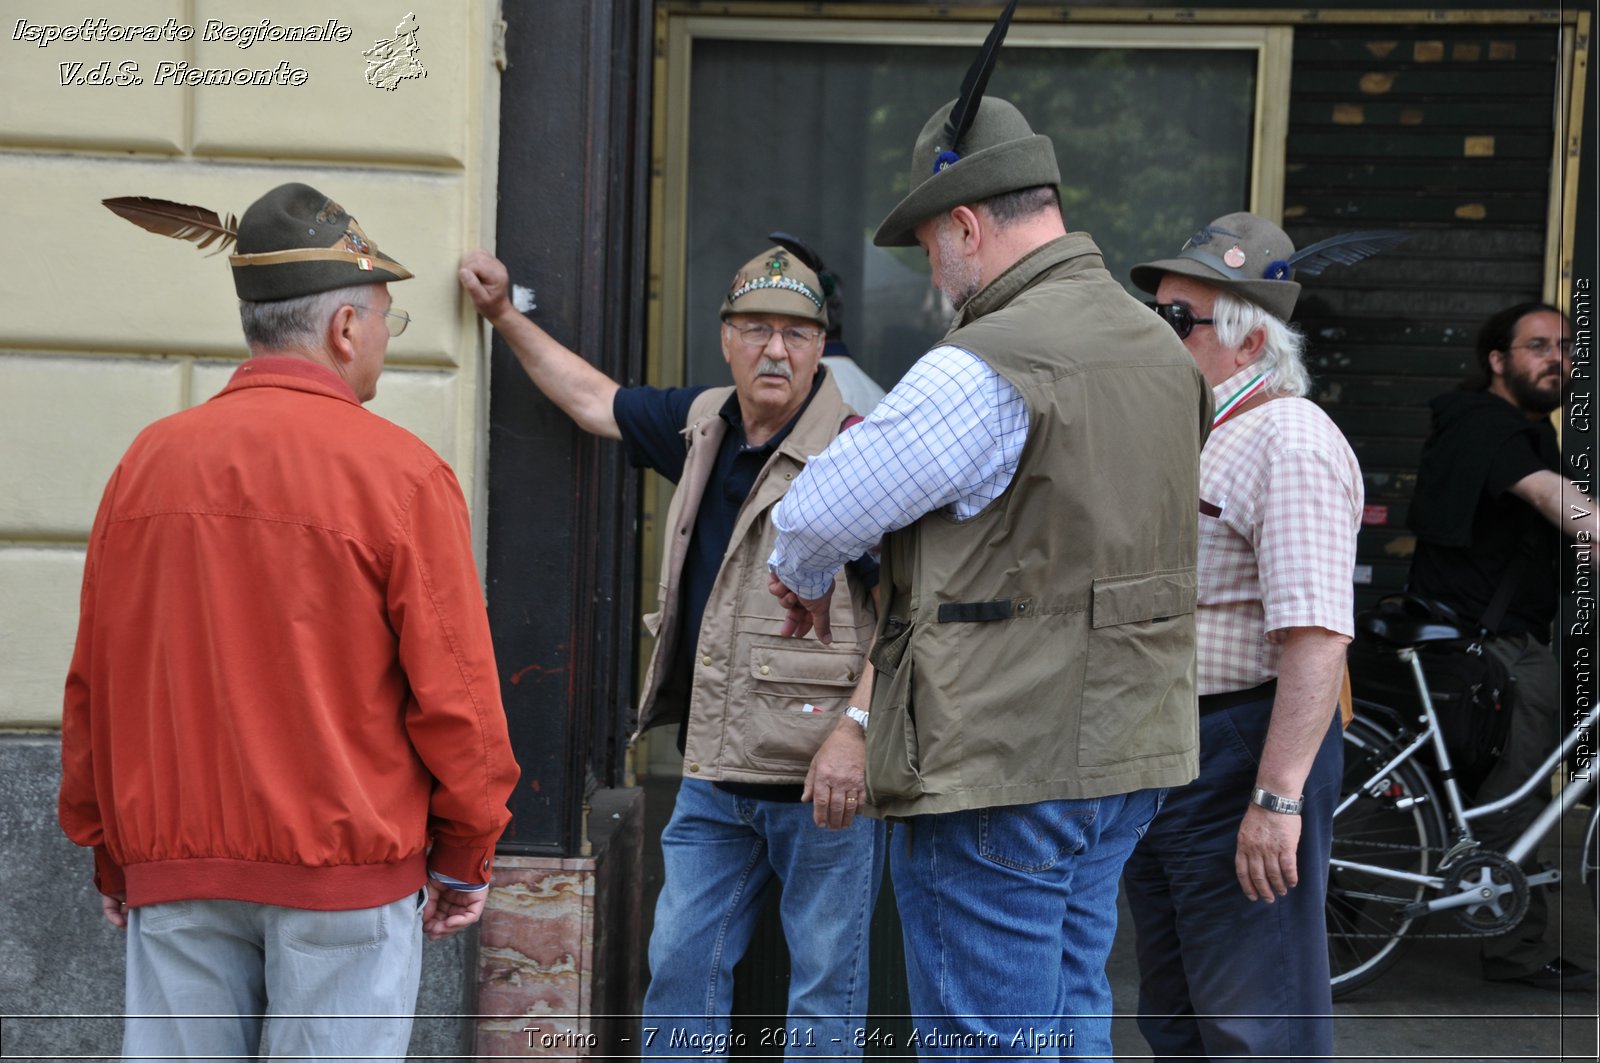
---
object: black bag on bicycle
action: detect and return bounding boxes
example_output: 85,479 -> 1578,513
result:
1349,592 -> 1517,795
1414,638 -> 1514,792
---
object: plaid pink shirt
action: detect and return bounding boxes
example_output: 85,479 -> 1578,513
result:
1196,367 -> 1363,695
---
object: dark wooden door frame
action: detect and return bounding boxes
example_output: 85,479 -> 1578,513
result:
486,0 -> 652,855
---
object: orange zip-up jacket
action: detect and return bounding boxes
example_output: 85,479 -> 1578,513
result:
59,358 -> 519,910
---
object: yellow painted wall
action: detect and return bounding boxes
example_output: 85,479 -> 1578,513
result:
0,0 -> 504,726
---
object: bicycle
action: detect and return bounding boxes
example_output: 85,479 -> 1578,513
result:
1325,596 -> 1599,996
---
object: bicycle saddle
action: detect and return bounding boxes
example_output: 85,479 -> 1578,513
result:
1356,593 -> 1473,646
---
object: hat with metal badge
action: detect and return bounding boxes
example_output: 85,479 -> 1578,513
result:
1131,212 -> 1303,321
720,246 -> 829,328
873,0 -> 1058,248
1131,211 -> 1410,322
228,183 -> 411,301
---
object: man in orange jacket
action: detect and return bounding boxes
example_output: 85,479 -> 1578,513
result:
59,183 -> 520,1060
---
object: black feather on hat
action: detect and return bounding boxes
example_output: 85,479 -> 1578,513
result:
1131,212 -> 1406,321
873,1 -> 1060,248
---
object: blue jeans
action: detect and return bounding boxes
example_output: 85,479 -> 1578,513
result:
644,777 -> 886,1059
891,789 -> 1165,1061
1124,698 -> 1342,1063
123,892 -> 425,1061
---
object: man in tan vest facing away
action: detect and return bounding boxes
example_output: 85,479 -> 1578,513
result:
766,91 -> 1210,1059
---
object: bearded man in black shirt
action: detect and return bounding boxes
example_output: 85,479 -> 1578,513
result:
1408,301 -> 1595,992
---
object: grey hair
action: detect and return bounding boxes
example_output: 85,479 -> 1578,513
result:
238,285 -> 372,350
1211,289 -> 1312,398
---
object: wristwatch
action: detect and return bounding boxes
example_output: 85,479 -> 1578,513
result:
844,706 -> 870,731
1249,786 -> 1303,816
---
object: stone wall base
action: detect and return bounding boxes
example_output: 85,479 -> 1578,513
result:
476,788 -> 645,1057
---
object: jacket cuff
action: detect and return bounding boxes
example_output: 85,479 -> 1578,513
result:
92,845 -> 126,897
428,841 -> 494,887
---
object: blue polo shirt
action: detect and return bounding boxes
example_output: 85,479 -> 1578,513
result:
612,369 -> 878,797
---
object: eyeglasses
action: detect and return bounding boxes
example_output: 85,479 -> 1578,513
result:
353,304 -> 410,337
1510,338 -> 1572,358
1148,302 -> 1214,340
725,321 -> 823,354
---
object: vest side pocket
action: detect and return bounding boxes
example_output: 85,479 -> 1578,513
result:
1078,571 -> 1198,767
865,624 -> 924,802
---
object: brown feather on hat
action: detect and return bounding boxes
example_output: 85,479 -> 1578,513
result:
104,183 -> 411,302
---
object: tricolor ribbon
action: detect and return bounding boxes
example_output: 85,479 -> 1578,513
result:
1211,371 -> 1272,430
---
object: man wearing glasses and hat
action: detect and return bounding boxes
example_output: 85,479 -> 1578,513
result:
765,88 -> 1210,1055
1121,212 -> 1367,1060
61,183 -> 520,1059
459,244 -> 885,1054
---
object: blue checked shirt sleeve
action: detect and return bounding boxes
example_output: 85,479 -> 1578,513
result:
769,345 -> 1029,599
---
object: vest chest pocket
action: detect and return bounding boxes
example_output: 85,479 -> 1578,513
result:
742,644 -> 863,768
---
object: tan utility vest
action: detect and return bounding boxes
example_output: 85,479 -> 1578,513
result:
866,234 -> 1211,817
635,372 -> 876,785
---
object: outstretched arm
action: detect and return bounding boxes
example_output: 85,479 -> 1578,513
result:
459,249 -> 621,440
1508,469 -> 1599,541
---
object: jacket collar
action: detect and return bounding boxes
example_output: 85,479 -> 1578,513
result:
218,356 -> 362,405
955,233 -> 1104,328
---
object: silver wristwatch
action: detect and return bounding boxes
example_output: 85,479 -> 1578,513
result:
1249,786 -> 1303,816
844,706 -> 870,731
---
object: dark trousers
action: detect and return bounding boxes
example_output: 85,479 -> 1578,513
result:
1124,692 -> 1343,1063
1476,632 -> 1562,978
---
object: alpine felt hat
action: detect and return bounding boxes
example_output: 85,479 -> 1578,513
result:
720,247 -> 829,328
1130,211 -> 1302,322
873,96 -> 1060,249
228,183 -> 412,302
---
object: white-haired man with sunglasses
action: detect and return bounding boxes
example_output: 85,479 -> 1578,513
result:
460,244 -> 885,1056
1122,212 -> 1364,1062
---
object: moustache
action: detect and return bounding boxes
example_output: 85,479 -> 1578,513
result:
755,359 -> 793,380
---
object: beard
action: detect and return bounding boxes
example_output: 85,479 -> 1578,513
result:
934,224 -> 983,309
1504,361 -> 1564,416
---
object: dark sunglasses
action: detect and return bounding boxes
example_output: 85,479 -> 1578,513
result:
1148,302 -> 1214,340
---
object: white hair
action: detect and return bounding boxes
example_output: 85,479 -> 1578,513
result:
238,285 -> 373,351
1210,289 -> 1312,398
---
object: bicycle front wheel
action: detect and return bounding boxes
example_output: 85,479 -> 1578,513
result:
1327,713 -> 1446,997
